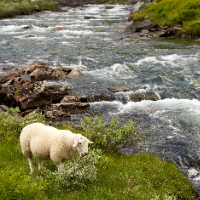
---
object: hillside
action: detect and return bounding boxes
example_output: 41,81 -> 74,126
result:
130,0 -> 200,36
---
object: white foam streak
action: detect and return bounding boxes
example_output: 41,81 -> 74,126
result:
135,54 -> 198,67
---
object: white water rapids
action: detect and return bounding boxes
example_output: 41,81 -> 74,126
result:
1,4 -> 200,193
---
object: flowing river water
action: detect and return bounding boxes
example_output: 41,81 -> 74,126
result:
1,4 -> 200,193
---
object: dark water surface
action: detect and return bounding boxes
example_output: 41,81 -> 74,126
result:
1,4 -> 200,192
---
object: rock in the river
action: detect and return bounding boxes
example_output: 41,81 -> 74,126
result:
125,20 -> 160,32
129,91 -> 159,102
187,169 -> 199,179
87,94 -> 111,102
84,16 -> 96,19
23,35 -> 35,38
61,96 -> 81,103
22,62 -> 49,74
23,25 -> 33,29
51,27 -> 66,31
30,67 -> 66,81
108,87 -> 130,93
57,67 -> 73,75
67,70 -> 84,78
23,62 -> 66,81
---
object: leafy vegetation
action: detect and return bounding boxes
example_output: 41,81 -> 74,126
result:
130,0 -> 200,36
0,0 -> 58,18
81,115 -> 144,151
0,107 -> 46,142
0,108 -> 198,199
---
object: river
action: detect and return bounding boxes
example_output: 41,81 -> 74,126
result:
1,4 -> 200,193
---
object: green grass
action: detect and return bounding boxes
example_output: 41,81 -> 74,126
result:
0,141 -> 198,199
130,0 -> 200,36
0,110 -> 198,199
0,0 -> 58,18
0,139 -> 198,199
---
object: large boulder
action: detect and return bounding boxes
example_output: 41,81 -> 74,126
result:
14,82 -> 70,110
125,20 -> 160,32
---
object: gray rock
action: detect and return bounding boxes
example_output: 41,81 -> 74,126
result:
125,20 -> 159,32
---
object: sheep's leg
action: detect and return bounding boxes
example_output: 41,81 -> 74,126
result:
56,162 -> 65,171
38,159 -> 43,171
28,156 -> 34,174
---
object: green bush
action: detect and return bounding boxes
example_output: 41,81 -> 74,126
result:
54,149 -> 103,188
81,115 -> 144,151
0,107 -> 46,142
36,149 -> 103,191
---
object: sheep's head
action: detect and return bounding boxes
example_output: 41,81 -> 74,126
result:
73,135 -> 93,157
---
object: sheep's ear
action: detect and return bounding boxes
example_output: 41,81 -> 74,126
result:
89,140 -> 93,144
73,137 -> 79,147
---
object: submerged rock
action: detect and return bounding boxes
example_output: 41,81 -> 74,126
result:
51,27 -> 66,31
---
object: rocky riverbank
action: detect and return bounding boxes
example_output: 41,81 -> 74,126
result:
0,60 -> 163,122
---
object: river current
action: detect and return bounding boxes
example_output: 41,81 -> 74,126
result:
1,4 -> 200,191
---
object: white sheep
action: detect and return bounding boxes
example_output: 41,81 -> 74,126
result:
20,123 -> 93,173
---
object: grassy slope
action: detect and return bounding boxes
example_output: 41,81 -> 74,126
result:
130,0 -> 200,36
0,0 -> 58,18
0,140 -> 198,199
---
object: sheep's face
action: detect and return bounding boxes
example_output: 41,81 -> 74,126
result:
73,135 -> 93,157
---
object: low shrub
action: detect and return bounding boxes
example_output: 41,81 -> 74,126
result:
0,107 -> 46,142
81,115 -> 144,151
35,148 -> 103,193
54,148 -> 103,189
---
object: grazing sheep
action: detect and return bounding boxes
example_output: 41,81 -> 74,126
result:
20,123 -> 93,173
